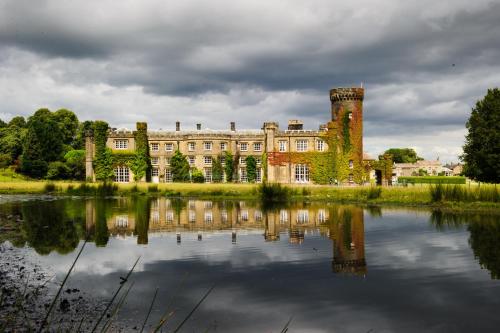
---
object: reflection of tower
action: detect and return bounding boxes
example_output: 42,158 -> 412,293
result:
85,199 -> 95,232
264,212 -> 280,241
330,206 -> 366,275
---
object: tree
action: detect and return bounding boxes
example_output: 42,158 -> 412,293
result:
170,150 -> 190,182
191,168 -> 205,183
64,150 -> 85,180
20,109 -> 64,178
46,161 -> 71,180
246,156 -> 257,183
462,88 -> 500,183
8,116 -> 26,128
224,151 -> 234,182
0,118 -> 6,128
212,155 -> 224,183
52,109 -> 79,146
384,148 -> 423,163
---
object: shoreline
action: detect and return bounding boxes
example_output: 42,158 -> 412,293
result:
0,181 -> 499,213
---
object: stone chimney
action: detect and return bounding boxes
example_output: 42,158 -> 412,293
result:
230,122 -> 236,131
288,120 -> 303,130
175,121 -> 180,131
196,123 -> 201,130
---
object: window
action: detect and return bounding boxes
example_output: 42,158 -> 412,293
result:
152,168 -> 159,177
166,210 -> 174,223
239,157 -> 246,165
240,168 -> 247,182
114,166 -> 130,182
189,200 -> 195,209
165,143 -> 174,151
240,142 -> 248,151
280,210 -> 288,223
255,157 -> 261,165
317,140 -> 325,152
220,142 -> 227,151
188,142 -> 196,151
165,169 -> 172,182
150,143 -> 159,151
279,141 -> 287,152
348,174 -> 354,183
348,112 -> 352,120
204,156 -> 212,165
256,168 -> 262,183
296,140 -> 308,152
253,143 -> 262,151
221,210 -> 228,223
189,210 -> 196,223
151,211 -> 159,224
317,209 -> 326,223
204,211 -> 213,224
114,139 -> 128,149
151,157 -> 159,165
204,201 -> 213,209
295,164 -> 309,183
115,215 -> 129,228
204,168 -> 212,182
188,156 -> 195,166
165,157 -> 171,166
220,156 -> 225,165
204,142 -> 212,151
297,210 -> 309,224
240,210 -> 249,222
349,160 -> 354,169
255,210 -> 262,222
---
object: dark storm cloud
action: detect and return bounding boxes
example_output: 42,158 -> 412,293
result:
0,0 -> 499,160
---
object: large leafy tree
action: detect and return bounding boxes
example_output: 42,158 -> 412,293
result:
0,122 -> 27,163
20,109 -> 64,178
52,109 -> 79,146
384,148 -> 423,163
462,88 -> 500,183
171,150 -> 190,182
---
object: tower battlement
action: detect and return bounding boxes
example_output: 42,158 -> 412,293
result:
330,87 -> 364,102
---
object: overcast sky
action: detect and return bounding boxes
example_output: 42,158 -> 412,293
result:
1,0 -> 499,162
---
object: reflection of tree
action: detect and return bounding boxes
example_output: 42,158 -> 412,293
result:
134,196 -> 151,245
430,210 -> 500,280
21,200 -> 81,255
468,222 -> 500,280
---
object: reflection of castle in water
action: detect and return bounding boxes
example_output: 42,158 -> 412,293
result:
85,198 -> 366,274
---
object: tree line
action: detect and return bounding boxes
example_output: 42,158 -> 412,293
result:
0,108 -> 91,179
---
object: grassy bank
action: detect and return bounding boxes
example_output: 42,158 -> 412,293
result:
0,180 -> 498,210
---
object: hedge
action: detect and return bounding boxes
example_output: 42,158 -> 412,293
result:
398,176 -> 466,184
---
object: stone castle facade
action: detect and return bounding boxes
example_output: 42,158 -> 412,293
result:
85,87 -> 390,184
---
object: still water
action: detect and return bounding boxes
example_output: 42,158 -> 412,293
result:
1,196 -> 500,332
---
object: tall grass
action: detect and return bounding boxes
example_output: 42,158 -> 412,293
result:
366,186 -> 382,199
430,184 -> 499,203
258,182 -> 292,202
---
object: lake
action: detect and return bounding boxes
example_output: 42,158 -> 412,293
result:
0,195 -> 499,332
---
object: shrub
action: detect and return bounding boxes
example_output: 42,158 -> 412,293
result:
191,168 -> 205,183
258,182 -> 290,202
147,184 -> 159,193
43,183 -> 57,193
367,186 -> 382,199
0,153 -> 12,168
46,161 -> 71,180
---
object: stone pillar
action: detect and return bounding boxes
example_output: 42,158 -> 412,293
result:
85,130 -> 95,181
262,122 -> 279,182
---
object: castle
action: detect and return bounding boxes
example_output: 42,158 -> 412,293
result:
85,87 -> 392,185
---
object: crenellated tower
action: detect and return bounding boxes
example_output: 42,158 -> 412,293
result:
330,87 -> 364,183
